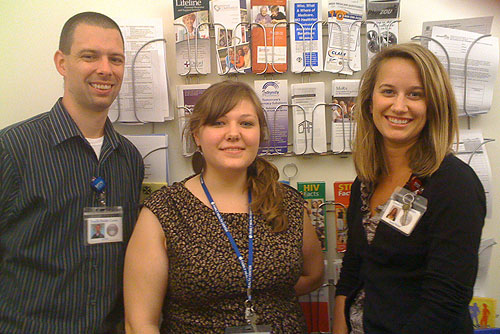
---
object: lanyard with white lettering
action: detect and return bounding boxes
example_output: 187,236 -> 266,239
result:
199,174 -> 254,302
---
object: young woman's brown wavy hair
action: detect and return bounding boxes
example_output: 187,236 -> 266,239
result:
185,80 -> 288,232
353,43 -> 459,183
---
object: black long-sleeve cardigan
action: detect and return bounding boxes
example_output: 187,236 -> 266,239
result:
336,154 -> 486,334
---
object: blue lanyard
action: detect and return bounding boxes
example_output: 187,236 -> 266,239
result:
199,174 -> 254,301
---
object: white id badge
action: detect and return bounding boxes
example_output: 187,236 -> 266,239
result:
84,206 -> 123,245
225,325 -> 272,333
381,187 -> 427,236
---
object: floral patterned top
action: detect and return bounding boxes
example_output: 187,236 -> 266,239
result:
144,176 -> 308,333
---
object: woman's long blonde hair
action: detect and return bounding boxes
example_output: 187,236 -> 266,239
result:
353,43 -> 459,183
185,80 -> 289,232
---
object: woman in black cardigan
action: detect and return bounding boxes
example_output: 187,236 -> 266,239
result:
332,43 -> 486,334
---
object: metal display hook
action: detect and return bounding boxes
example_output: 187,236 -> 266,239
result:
114,37 -> 167,123
410,36 -> 451,75
271,104 -> 308,155
319,200 -> 347,211
464,34 -> 492,128
143,146 -> 168,160
130,38 -> 167,124
271,21 -> 305,74
177,105 -> 196,157
212,22 -> 232,76
467,138 -> 495,165
384,19 -> 401,48
309,103 -> 330,154
244,22 -> 269,75
193,22 -> 213,75
327,102 -> 351,155
173,23 -> 192,76
310,20 -> 343,74
348,20 -> 381,73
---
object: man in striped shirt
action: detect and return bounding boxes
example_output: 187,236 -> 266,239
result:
0,12 -> 144,333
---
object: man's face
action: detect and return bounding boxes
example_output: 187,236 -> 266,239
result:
55,23 -> 125,115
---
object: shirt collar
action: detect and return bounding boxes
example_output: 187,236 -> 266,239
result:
48,98 -> 121,150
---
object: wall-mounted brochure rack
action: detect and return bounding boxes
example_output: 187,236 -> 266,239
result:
173,18 -> 407,76
410,36 -> 497,170
259,100 -> 354,157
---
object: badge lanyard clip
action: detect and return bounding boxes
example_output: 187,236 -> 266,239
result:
91,176 -> 107,207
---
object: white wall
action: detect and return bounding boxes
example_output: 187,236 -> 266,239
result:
1,0 -> 499,314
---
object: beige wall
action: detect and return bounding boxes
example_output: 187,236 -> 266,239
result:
1,0 -> 499,314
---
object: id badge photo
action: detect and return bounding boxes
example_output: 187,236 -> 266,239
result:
84,206 -> 123,245
381,187 -> 427,236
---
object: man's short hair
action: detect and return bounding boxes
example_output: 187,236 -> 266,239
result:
59,11 -> 124,54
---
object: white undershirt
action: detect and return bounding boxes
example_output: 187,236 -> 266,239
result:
86,136 -> 104,159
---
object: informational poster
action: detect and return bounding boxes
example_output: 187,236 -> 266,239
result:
109,18 -> 170,123
429,26 -> 499,116
469,296 -> 496,329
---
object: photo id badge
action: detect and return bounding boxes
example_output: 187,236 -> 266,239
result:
381,187 -> 427,236
225,325 -> 272,334
84,206 -> 123,245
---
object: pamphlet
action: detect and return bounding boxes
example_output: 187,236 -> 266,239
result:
251,0 -> 288,73
289,0 -> 323,73
173,0 -> 211,75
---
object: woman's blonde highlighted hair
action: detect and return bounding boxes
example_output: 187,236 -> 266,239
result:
185,80 -> 289,232
353,43 -> 459,183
